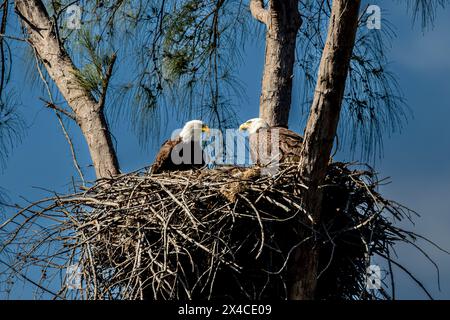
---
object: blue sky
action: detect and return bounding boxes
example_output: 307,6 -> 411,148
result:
1,1 -> 450,299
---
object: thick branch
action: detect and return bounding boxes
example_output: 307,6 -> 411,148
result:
250,0 -> 269,25
256,0 -> 301,127
289,0 -> 362,300
0,0 -> 8,95
15,0 -> 120,179
300,0 -> 361,193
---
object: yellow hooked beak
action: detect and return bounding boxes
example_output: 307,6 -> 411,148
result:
239,122 -> 250,131
201,124 -> 210,133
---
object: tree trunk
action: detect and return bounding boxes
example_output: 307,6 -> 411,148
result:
289,0 -> 362,300
250,0 -> 301,127
14,0 -> 119,179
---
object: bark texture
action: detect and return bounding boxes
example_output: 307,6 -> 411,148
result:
15,0 -> 119,179
250,0 -> 301,127
289,0 -> 362,300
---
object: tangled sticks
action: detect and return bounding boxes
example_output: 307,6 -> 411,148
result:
0,163 -> 438,300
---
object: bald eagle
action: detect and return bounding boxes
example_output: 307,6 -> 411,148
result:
151,120 -> 210,174
239,118 -> 304,166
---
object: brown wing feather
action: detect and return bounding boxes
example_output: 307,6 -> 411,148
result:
151,137 -> 182,174
249,127 -> 303,166
276,127 -> 303,163
151,136 -> 207,174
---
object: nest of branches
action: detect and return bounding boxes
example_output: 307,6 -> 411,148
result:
0,162 -> 432,300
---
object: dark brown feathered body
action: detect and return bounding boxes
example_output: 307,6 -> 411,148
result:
151,137 -> 206,174
249,127 -> 303,166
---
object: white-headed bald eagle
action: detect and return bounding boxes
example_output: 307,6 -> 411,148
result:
151,120 -> 210,174
239,118 -> 304,166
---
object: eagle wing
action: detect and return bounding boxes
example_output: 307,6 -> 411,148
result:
277,127 -> 303,163
151,136 -> 182,174
151,136 -> 207,174
249,127 -> 303,166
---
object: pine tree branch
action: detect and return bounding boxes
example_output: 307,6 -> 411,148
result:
15,0 -> 120,178
39,98 -> 76,121
34,49 -> 85,185
98,53 -> 116,111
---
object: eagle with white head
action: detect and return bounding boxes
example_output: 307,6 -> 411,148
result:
239,118 -> 304,166
151,120 -> 210,174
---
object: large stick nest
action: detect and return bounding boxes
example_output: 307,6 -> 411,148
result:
0,162 -> 434,300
